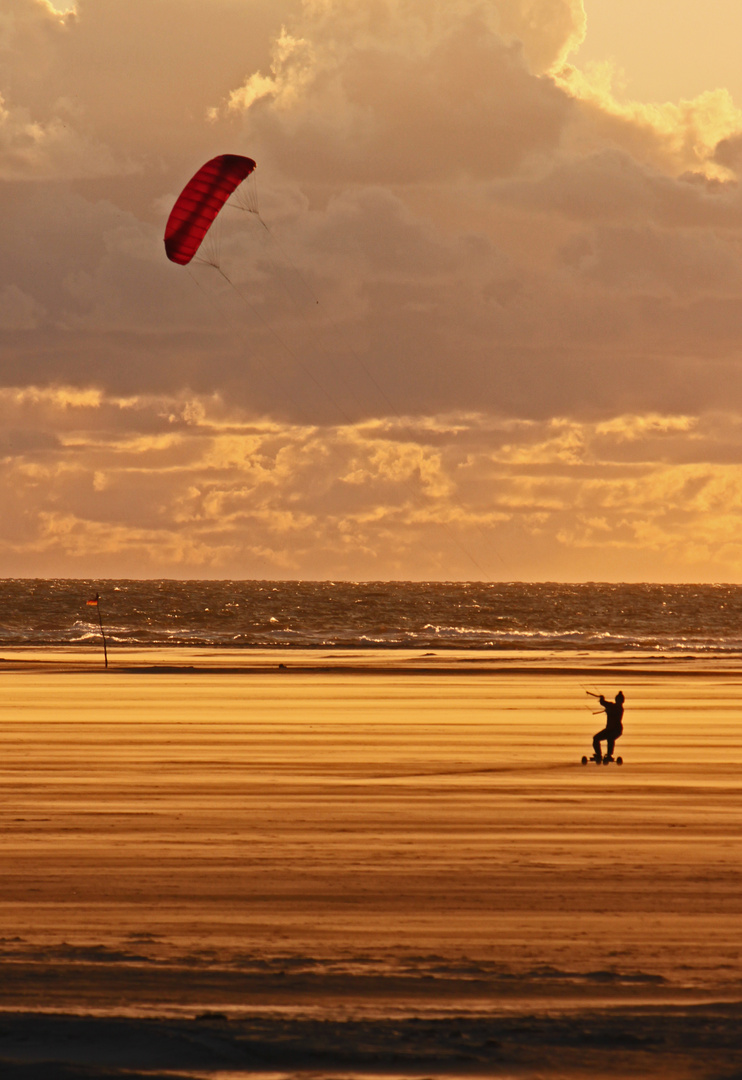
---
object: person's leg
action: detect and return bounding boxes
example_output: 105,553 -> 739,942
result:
593,728 -> 607,759
605,734 -> 615,759
609,725 -> 622,760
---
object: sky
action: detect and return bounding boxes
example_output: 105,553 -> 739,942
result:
3,0 -> 742,582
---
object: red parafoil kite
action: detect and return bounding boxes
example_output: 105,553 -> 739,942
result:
164,154 -> 256,265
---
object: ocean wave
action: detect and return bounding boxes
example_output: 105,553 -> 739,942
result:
3,579 -> 742,653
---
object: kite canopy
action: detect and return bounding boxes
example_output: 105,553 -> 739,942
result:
164,154 -> 256,265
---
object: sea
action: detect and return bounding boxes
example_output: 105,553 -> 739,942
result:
2,578 -> 742,653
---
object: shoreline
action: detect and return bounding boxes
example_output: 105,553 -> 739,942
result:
3,644 -> 742,677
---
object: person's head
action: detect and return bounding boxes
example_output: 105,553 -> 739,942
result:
616,691 -> 625,703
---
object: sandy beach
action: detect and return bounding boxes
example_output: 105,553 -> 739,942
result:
1,648 -> 742,1077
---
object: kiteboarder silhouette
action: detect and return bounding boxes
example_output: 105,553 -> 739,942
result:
591,691 -> 624,762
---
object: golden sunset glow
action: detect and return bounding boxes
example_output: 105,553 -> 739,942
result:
6,12 -> 742,1076
4,0 -> 742,580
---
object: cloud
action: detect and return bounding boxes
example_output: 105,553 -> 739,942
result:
497,148 -> 742,228
0,0 -> 299,185
561,223 -> 742,298
557,62 -> 742,178
0,283 -> 46,329
0,92 -> 124,181
222,0 -> 573,183
495,0 -> 587,72
2,386 -> 742,580
3,0 -> 742,578
0,2 -> 120,180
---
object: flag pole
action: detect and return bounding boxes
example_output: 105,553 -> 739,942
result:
87,592 -> 108,668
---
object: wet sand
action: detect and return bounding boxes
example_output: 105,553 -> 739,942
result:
1,648 -> 742,1077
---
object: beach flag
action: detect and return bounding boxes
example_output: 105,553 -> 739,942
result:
86,592 -> 108,668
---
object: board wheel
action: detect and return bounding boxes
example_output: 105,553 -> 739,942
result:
602,757 -> 611,765
581,755 -> 588,765
616,756 -> 623,765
